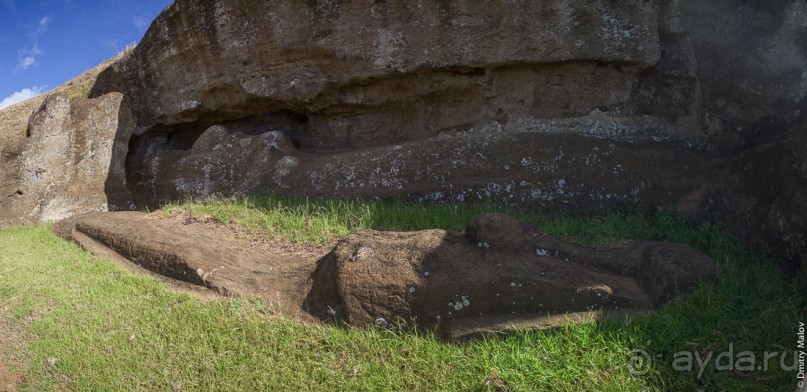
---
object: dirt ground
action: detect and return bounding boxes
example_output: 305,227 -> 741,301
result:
0,306 -> 27,392
160,208 -> 329,260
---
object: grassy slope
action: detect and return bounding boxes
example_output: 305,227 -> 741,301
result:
1,195 -> 804,391
0,55 -> 119,145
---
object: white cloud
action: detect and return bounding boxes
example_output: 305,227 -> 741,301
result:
15,16 -> 51,71
18,56 -> 36,70
37,16 -> 51,33
29,16 -> 51,38
16,43 -> 43,71
0,86 -> 46,110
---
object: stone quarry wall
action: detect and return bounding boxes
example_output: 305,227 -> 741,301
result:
92,0 -> 805,151
92,0 -> 661,148
0,0 -> 804,276
0,93 -> 134,224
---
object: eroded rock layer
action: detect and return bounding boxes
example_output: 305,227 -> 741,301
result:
92,0 -> 660,148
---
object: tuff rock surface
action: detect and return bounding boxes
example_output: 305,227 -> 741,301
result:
92,0 -> 660,149
92,0 -> 805,150
0,93 -> 134,225
0,0 -> 805,279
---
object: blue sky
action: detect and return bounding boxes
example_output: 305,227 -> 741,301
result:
0,0 -> 173,109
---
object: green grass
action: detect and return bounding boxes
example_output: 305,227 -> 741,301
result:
163,194 -> 695,246
64,83 -> 92,100
1,195 -> 804,391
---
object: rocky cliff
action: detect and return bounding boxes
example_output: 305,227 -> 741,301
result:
0,0 -> 805,277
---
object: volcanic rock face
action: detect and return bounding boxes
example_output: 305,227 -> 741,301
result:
659,1 -> 806,148
0,0 -> 805,278
734,130 -> 807,276
306,213 -> 719,334
0,93 -> 134,224
93,0 -> 660,149
93,0 -> 805,152
132,120 -> 735,209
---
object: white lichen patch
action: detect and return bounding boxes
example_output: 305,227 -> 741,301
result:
374,28 -> 407,72
450,295 -> 471,311
179,100 -> 201,111
272,156 -> 299,188
174,178 -> 205,195
535,248 -> 551,257
367,159 -> 407,189
374,318 -> 389,329
349,246 -> 376,262
308,171 -> 325,191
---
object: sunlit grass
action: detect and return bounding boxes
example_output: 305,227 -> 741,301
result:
0,195 -> 803,390
163,194 -> 708,247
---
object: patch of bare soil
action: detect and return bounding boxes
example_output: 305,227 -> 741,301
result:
158,208 -> 329,260
0,306 -> 28,392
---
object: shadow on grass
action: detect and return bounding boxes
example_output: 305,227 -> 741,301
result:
446,213 -> 805,391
